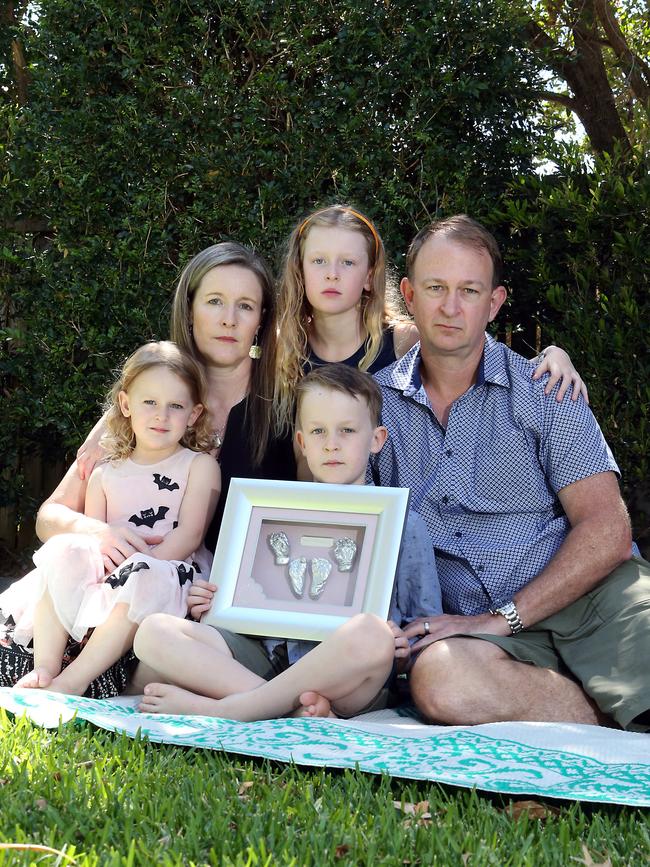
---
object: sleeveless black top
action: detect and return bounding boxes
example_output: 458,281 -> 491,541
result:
204,398 -> 297,553
306,326 -> 396,375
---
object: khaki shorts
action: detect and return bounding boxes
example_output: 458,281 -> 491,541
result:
215,629 -> 291,681
469,557 -> 650,731
214,628 -> 395,718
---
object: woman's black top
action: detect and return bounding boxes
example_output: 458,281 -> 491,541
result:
204,398 -> 297,553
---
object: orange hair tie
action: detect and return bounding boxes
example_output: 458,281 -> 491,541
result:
298,207 -> 381,256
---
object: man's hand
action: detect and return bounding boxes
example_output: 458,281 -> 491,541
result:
95,523 -> 163,573
404,612 -> 509,652
388,620 -> 411,673
187,579 -> 218,620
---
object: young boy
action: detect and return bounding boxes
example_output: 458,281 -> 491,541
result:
134,364 -> 442,719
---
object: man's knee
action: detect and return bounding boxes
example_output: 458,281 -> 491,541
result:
409,638 -> 503,723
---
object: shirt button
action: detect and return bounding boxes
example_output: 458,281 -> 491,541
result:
477,564 -> 485,571
446,449 -> 453,457
454,531 -> 462,538
441,495 -> 449,505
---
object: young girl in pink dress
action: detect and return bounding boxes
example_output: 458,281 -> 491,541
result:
0,341 -> 220,697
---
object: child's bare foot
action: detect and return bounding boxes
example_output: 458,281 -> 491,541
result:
294,691 -> 337,718
14,666 -> 56,690
139,683 -> 220,716
46,668 -> 89,696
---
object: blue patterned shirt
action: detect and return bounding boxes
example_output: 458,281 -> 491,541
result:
370,335 -> 619,616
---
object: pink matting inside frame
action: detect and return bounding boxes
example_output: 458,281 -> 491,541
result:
232,507 -> 378,616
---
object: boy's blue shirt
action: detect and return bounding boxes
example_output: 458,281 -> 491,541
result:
264,509 -> 442,664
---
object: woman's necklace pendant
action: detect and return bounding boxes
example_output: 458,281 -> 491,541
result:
213,430 -> 223,450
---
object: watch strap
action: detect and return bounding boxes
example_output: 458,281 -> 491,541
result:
489,601 -> 524,635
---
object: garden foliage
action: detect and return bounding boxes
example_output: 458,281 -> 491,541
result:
1,1 -> 648,550
497,147 -> 650,548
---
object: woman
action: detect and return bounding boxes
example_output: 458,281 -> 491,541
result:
38,242 -> 296,564
2,243 -> 295,696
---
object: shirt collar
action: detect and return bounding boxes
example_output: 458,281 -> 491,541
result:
482,333 -> 511,388
374,342 -> 422,397
376,333 -> 511,395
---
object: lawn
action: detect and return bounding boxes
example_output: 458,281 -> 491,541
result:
1,710 -> 648,865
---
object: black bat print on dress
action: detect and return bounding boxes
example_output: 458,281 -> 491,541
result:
129,506 -> 170,528
152,473 -> 180,492
106,560 -> 151,589
176,564 -> 194,586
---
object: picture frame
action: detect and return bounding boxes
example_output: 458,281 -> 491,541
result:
204,478 -> 410,642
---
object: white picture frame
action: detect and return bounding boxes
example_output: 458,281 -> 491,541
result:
203,478 -> 410,642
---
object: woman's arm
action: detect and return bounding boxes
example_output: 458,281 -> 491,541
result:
36,459 -> 157,571
150,454 -> 221,562
76,411 -> 109,481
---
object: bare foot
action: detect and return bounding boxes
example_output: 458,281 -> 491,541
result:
139,683 -> 220,716
46,675 -> 86,695
294,690 -> 337,718
14,666 -> 56,690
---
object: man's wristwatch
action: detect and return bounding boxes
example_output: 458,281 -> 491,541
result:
489,601 -> 524,635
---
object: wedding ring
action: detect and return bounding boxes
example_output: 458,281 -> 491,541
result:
424,621 -> 430,635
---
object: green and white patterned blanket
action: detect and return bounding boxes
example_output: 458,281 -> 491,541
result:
1,688 -> 648,807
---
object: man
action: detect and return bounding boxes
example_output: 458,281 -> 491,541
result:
372,214 -> 650,731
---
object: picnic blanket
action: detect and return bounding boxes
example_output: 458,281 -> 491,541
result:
1,688 -> 648,807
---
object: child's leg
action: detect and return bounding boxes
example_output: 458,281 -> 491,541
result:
133,613 -> 267,698
14,589 -> 69,689
47,603 -> 137,695
139,613 -> 394,720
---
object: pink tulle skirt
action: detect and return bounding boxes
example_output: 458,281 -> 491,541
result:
0,534 -> 205,646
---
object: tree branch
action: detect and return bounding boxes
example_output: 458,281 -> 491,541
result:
594,0 -> 650,109
530,89 -> 579,112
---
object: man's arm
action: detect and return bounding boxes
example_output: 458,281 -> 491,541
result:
514,470 -> 632,625
406,471 -> 632,647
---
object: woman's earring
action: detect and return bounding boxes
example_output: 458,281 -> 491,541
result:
189,322 -> 193,336
249,333 -> 262,360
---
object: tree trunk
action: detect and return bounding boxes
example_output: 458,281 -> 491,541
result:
525,0 -> 631,156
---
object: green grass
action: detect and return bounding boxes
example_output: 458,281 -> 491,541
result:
0,710 -> 648,866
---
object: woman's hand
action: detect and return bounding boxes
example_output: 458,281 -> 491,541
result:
533,345 -> 589,403
96,522 -> 162,573
187,579 -> 218,620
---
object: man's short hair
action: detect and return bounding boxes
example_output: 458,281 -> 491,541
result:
296,363 -> 383,427
406,214 -> 503,288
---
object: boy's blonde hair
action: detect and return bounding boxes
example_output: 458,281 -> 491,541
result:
103,341 -> 213,460
274,204 -> 401,435
295,363 -> 383,430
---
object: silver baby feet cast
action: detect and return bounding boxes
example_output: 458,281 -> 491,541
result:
268,531 -> 290,565
333,537 -> 357,572
309,557 -> 332,599
288,557 -> 307,597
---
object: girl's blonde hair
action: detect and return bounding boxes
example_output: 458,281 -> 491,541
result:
102,341 -> 213,461
170,242 -> 277,466
274,204 -> 400,435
